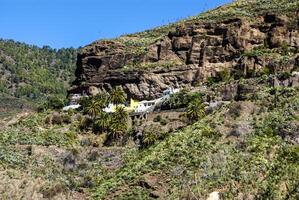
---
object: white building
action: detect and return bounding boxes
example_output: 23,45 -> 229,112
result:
134,100 -> 156,113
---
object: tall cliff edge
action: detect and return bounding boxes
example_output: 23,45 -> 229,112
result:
70,0 -> 299,100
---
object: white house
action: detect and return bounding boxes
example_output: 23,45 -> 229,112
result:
134,88 -> 180,113
134,100 -> 156,113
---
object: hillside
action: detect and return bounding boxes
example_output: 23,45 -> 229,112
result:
92,79 -> 299,199
0,0 -> 299,199
70,0 -> 299,100
1,76 -> 298,199
0,39 -> 77,113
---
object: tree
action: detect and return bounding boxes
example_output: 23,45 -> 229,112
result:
94,111 -> 111,133
94,92 -> 110,109
110,106 -> 128,138
79,96 -> 90,109
110,86 -> 126,105
186,99 -> 205,122
84,99 -> 101,120
113,106 -> 128,121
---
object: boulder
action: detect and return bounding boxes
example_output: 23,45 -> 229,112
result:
207,191 -> 220,200
63,153 -> 76,171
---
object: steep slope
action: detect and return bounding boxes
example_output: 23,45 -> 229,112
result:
1,76 -> 298,200
0,0 -> 299,199
91,78 -> 299,199
70,0 -> 299,100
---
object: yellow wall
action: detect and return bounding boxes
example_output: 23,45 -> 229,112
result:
124,99 -> 139,112
110,99 -> 139,113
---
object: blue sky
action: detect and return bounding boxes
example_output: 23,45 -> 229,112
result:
0,0 -> 232,49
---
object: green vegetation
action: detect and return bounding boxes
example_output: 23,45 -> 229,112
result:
109,106 -> 129,139
186,99 -> 205,122
84,99 -> 104,120
207,69 -> 231,85
163,89 -> 202,109
105,0 -> 298,57
0,39 -> 77,104
91,85 -> 299,199
1,0 -> 299,199
192,0 -> 298,22
1,76 -> 298,199
122,59 -> 183,71
77,88 -> 129,143
0,113 -> 77,148
109,86 -> 126,105
141,125 -> 169,148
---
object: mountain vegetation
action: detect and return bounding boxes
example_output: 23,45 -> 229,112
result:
0,39 -> 77,113
0,0 -> 299,199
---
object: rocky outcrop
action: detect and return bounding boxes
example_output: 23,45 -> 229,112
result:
70,13 -> 299,100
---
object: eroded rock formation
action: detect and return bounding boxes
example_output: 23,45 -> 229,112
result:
70,13 -> 299,100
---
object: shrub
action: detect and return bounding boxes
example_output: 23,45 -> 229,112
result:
207,69 -> 231,85
163,89 -> 202,109
142,129 -> 159,148
62,114 -> 72,124
277,72 -> 292,80
186,99 -> 205,123
160,118 -> 168,126
227,102 -> 242,119
141,124 -> 168,148
153,115 -> 162,122
51,113 -> 62,125
44,116 -> 51,124
201,126 -> 221,139
78,117 -> 93,130
48,95 -> 65,110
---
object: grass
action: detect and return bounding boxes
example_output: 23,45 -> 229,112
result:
0,111 -> 111,199
121,59 -> 183,71
0,95 -> 32,119
80,0 -> 299,74
96,0 -> 298,60
0,78 -> 298,199
91,85 -> 299,199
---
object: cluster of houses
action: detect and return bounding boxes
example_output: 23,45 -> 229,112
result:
63,87 -> 180,114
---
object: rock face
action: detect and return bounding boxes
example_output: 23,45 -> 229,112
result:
70,13 -> 299,100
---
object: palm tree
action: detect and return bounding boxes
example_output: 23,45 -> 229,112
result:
94,92 -> 110,109
113,106 -> 128,121
95,111 -> 111,132
110,86 -> 126,106
84,99 -> 101,120
186,99 -> 205,122
78,96 -> 90,110
110,106 -> 128,138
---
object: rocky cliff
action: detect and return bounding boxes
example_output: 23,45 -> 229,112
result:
70,0 -> 299,100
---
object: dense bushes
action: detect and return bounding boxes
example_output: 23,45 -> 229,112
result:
186,99 -> 205,122
78,89 -> 129,144
38,95 -> 66,111
162,89 -> 202,109
141,124 -> 168,148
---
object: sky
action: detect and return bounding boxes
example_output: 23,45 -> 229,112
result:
0,0 -> 232,49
